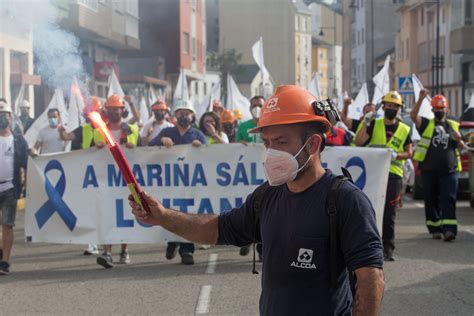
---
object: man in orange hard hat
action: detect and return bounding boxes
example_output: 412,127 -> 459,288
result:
129,85 -> 384,315
94,94 -> 141,268
411,89 -> 467,242
140,100 -> 173,146
220,109 -> 237,143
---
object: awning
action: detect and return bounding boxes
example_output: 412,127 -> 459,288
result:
120,75 -> 167,87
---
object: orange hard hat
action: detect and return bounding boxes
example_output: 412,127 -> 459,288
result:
249,85 -> 331,133
105,94 -> 124,108
84,96 -> 102,114
233,109 -> 242,120
221,109 -> 236,123
431,94 -> 447,108
151,100 -> 168,111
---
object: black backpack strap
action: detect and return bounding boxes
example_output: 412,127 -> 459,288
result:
251,181 -> 270,274
327,175 -> 346,288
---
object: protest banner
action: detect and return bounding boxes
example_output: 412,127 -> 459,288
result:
25,144 -> 390,244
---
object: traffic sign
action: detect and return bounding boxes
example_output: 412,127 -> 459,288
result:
398,76 -> 414,95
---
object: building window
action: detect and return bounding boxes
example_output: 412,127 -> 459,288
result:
303,17 -> 307,32
466,0 -> 473,24
192,38 -> 196,60
361,28 -> 364,44
295,16 -> 299,31
77,0 -> 98,11
192,0 -> 196,11
420,7 -> 424,25
183,32 -> 190,54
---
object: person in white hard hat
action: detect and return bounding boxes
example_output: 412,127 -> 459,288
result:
19,100 -> 35,133
148,99 -> 207,265
0,100 -> 28,275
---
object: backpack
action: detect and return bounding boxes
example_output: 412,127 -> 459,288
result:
251,168 -> 356,293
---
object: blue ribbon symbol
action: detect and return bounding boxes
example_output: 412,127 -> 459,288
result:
345,156 -> 366,190
35,160 -> 77,231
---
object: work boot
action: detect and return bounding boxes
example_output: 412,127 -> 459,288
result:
166,243 -> 178,260
181,253 -> 194,265
0,261 -> 10,275
443,231 -> 456,242
432,233 -> 443,240
383,250 -> 395,262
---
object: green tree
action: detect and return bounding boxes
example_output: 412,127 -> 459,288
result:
207,49 -> 245,97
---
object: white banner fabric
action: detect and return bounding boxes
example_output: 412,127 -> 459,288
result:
25,145 -> 390,244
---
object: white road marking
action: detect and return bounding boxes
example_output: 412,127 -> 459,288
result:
195,285 -> 212,314
206,253 -> 218,274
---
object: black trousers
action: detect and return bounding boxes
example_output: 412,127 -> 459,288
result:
421,170 -> 458,235
382,175 -> 403,255
167,242 -> 194,256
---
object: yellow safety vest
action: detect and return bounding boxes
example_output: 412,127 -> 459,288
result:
93,123 -> 139,146
413,119 -> 462,172
82,123 -> 94,149
368,118 -> 410,177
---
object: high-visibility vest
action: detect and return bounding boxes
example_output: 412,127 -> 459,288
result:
82,123 -> 94,149
93,123 -> 139,146
368,118 -> 410,177
413,119 -> 462,172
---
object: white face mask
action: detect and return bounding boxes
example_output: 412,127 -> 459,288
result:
263,138 -> 312,186
251,106 -> 261,119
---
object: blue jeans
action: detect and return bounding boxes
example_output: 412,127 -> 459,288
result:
421,170 -> 458,235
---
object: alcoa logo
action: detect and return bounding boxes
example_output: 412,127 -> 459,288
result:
290,248 -> 317,269
263,97 -> 280,113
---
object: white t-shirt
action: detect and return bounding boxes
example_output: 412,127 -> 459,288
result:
110,128 -> 122,143
140,118 -> 174,142
0,134 -> 14,192
37,126 -> 67,154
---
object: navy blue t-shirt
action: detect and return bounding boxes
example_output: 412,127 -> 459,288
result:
149,126 -> 207,146
218,170 -> 383,316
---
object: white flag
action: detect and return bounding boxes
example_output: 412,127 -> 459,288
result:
226,74 -> 252,121
348,83 -> 369,120
308,73 -> 321,100
107,69 -> 132,119
196,81 -> 221,121
173,69 -> 189,104
252,37 -> 271,83
67,78 -> 86,133
148,86 -> 157,106
25,89 -> 67,148
372,55 -> 391,106
464,93 -> 474,112
13,84 -> 25,117
412,74 -> 434,119
139,96 -> 150,125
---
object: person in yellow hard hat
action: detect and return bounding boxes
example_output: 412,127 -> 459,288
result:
354,90 -> 413,261
411,89 -> 467,242
94,94 -> 141,268
129,85 -> 384,315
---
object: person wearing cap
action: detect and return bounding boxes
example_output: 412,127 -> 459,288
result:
0,101 -> 28,275
140,100 -> 173,146
33,108 -> 67,155
354,91 -> 413,261
19,100 -> 35,133
130,85 -> 384,315
411,88 -> 467,242
149,99 -> 207,265
220,109 -> 238,143
94,94 -> 141,268
236,95 -> 265,143
199,111 -> 229,144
